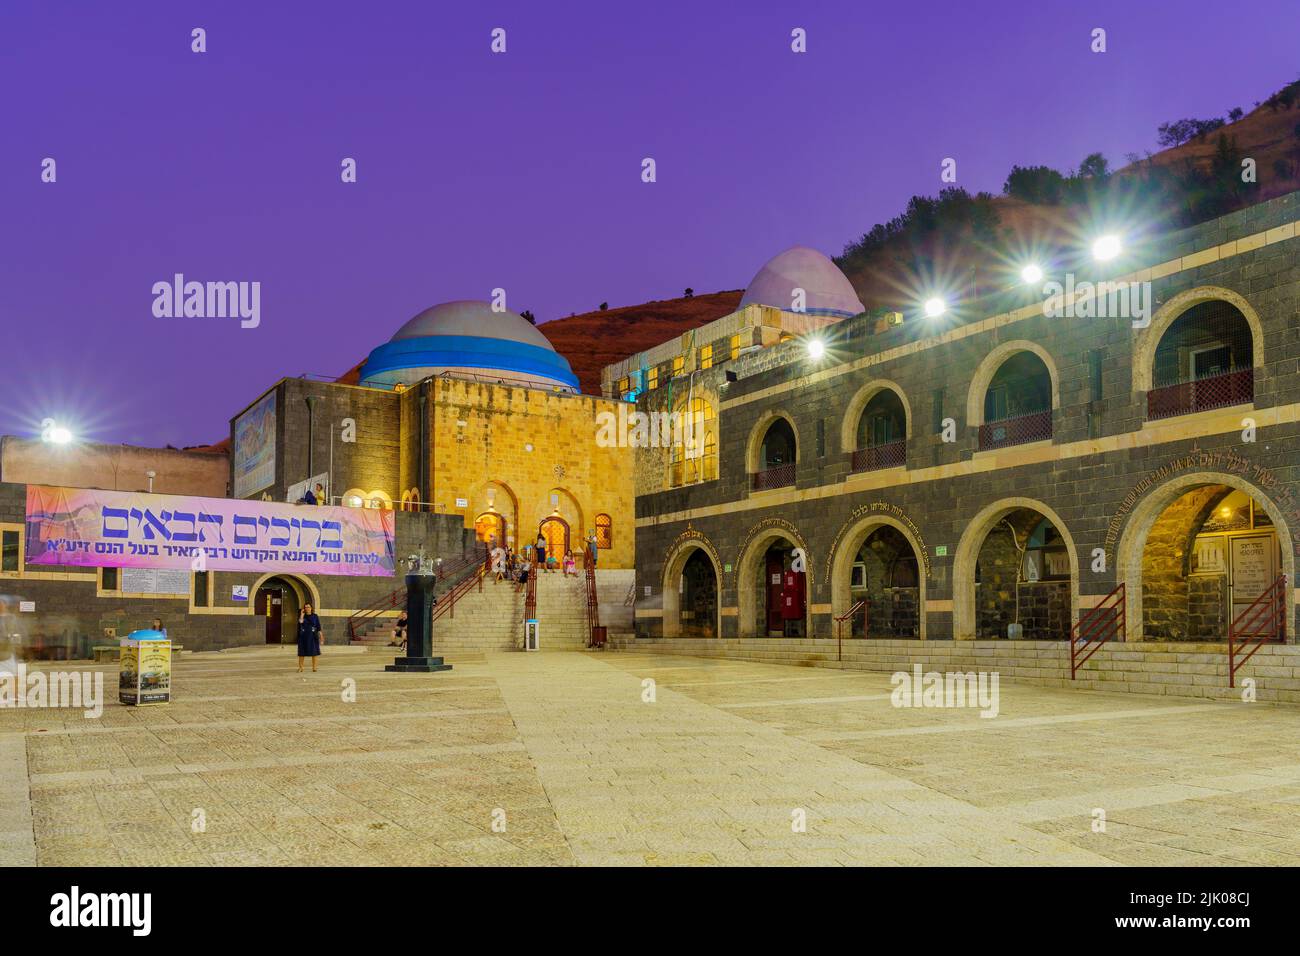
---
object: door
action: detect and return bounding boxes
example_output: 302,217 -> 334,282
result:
538,517 -> 569,560
256,586 -> 283,644
765,552 -> 784,635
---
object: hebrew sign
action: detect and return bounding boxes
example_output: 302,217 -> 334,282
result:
25,485 -> 395,578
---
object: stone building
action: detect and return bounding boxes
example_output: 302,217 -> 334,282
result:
1,300 -> 633,656
626,192 -> 1300,673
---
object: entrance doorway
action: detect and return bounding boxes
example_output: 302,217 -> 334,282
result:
254,576 -> 306,644
538,516 -> 570,559
761,543 -> 805,637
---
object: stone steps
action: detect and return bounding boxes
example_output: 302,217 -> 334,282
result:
609,637 -> 1300,704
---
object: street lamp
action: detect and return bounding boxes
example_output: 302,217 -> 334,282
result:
1092,234 -> 1122,262
1020,263 -> 1044,284
923,296 -> 946,319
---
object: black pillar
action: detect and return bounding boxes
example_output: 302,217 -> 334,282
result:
384,573 -> 452,673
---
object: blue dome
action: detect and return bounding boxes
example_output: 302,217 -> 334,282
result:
360,300 -> 579,391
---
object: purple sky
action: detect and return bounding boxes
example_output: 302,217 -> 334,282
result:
3,0 -> 1298,448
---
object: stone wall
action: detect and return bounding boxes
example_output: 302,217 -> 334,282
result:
629,191 -> 1300,643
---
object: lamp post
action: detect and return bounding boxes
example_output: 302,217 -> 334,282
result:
385,553 -> 453,673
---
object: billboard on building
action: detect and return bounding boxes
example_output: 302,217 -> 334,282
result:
232,391 -> 276,498
24,485 -> 396,578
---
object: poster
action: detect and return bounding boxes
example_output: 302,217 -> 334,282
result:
1231,535 -> 1274,607
119,638 -> 171,705
120,567 -> 190,595
25,485 -> 396,578
233,391 -> 276,498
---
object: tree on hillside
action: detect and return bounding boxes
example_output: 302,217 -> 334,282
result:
1077,152 -> 1110,180
684,288 -> 694,298
1157,117 -> 1226,148
1003,165 -> 1066,204
1228,107 -> 1244,122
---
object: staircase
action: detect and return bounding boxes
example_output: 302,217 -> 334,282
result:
534,571 -> 591,649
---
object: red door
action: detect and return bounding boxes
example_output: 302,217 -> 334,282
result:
256,587 -> 283,643
766,553 -> 784,635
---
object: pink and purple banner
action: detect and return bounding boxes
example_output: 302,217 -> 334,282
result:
25,485 -> 395,577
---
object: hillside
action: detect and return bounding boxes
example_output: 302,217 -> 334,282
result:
536,290 -> 743,394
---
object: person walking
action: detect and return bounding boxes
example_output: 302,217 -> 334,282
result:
297,603 -> 322,673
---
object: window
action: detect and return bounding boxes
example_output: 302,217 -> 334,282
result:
729,334 -> 742,361
595,514 -> 613,550
816,419 -> 825,458
1,528 -> 20,574
101,567 -> 120,591
669,396 -> 718,487
1087,349 -> 1103,402
699,344 -> 713,371
672,356 -> 685,378
617,376 -> 629,396
647,366 -> 659,391
193,571 -> 210,608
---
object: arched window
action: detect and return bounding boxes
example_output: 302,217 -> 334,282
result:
669,396 -> 717,487
751,416 -> 797,490
850,388 -> 907,472
595,513 -> 613,550
979,353 -> 1053,450
1147,300 -> 1255,419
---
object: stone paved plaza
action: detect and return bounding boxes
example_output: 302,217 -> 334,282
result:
3,647 -> 1300,866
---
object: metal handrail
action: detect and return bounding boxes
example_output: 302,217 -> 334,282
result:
346,543 -> 486,639
585,550 -> 604,647
1229,574 -> 1287,688
834,599 -> 869,662
1069,583 -> 1125,678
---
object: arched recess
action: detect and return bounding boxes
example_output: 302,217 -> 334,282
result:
1115,470 -> 1295,642
952,497 -> 1079,640
735,525 -> 812,638
829,513 -> 928,640
662,539 -> 723,639
840,379 -> 913,453
745,409 -> 801,473
470,480 -> 519,547
965,340 -> 1061,428
248,572 -> 321,613
1132,286 -> 1264,393
536,487 -> 583,544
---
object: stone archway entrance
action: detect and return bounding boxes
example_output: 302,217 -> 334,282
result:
829,514 -> 926,640
736,529 -> 810,638
953,499 -> 1079,640
662,543 -> 721,638
253,575 -> 315,644
1116,471 -> 1295,642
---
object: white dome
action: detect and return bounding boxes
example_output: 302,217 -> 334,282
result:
740,246 -> 865,318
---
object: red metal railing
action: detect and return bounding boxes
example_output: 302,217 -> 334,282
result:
584,550 -> 605,648
834,599 -> 869,662
1069,583 -> 1125,678
1147,368 -> 1254,421
429,564 -> 486,625
522,552 -> 538,638
751,462 -> 795,491
978,409 -> 1052,451
849,440 -> 905,474
1228,574 -> 1287,688
346,543 -> 487,639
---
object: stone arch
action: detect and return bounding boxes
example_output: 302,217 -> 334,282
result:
470,479 -> 519,547
534,487 -> 584,544
840,379 -> 913,454
1133,286 -> 1265,393
735,524 -> 812,638
662,537 -> 723,639
965,340 -> 1061,428
953,497 -> 1080,640
1115,470 -> 1295,642
248,571 -> 321,613
745,409 -> 801,473
828,513 -> 928,640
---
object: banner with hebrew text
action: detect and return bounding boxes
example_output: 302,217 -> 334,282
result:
25,485 -> 395,578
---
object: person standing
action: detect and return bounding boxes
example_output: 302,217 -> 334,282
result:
297,603 -> 322,673
535,532 -> 547,573
587,530 -> 598,568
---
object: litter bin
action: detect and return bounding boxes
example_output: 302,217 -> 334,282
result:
119,629 -> 172,706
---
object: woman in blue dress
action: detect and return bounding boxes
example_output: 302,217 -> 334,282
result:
297,603 -> 322,673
